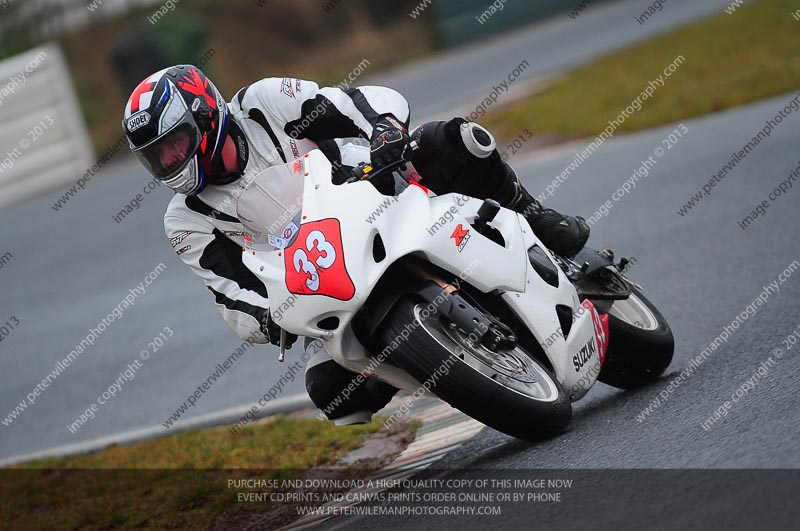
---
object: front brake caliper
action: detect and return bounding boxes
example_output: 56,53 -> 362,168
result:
415,281 -> 516,351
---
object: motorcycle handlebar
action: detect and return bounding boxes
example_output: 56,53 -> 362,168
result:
348,140 -> 420,184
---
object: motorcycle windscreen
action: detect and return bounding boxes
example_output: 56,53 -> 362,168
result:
236,160 -> 306,251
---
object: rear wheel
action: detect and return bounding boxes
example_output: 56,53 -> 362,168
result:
595,286 -> 674,389
378,297 -> 572,441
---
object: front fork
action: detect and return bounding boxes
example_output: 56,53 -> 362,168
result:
407,259 -> 519,352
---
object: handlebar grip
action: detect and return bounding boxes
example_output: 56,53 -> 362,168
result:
346,141 -> 418,184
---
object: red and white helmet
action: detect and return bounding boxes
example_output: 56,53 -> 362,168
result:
122,65 -> 229,195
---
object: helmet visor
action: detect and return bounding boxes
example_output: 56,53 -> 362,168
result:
132,119 -> 202,181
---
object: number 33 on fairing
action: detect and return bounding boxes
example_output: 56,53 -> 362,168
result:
284,219 -> 355,301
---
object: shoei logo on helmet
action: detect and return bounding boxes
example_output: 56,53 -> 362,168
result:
126,111 -> 151,132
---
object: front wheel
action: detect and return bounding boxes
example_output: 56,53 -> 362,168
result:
595,286 -> 674,389
378,297 -> 572,441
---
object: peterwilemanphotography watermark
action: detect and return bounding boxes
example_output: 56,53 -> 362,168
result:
0,251 -> 12,271
464,60 -> 530,121
67,327 -> 174,434
0,50 -> 47,108
2,263 -> 167,427
539,54 -> 686,203
636,259 -> 800,423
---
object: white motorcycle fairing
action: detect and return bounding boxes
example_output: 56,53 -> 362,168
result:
238,149 -> 603,401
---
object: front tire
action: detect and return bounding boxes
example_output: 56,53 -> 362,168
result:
596,286 -> 674,389
378,297 -> 572,441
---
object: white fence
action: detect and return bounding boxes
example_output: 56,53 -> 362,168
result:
0,44 -> 94,209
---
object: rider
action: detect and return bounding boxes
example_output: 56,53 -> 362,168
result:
123,65 -> 589,425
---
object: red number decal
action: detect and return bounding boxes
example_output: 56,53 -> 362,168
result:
284,219 -> 355,301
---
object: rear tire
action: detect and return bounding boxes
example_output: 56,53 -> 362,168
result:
378,297 -> 572,441
596,286 -> 674,389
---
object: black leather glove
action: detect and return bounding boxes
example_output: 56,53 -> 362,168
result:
260,311 -> 298,349
370,115 -> 410,170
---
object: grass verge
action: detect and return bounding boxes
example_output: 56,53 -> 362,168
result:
0,416 -> 409,530
485,0 -> 800,141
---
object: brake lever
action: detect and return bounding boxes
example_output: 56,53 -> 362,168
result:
346,141 -> 419,184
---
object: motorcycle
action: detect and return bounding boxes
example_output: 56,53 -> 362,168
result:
235,146 -> 674,441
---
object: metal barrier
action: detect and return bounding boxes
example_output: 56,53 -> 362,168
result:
0,44 -> 94,209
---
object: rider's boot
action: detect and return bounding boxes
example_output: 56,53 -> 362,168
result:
304,339 -> 398,425
499,166 -> 590,258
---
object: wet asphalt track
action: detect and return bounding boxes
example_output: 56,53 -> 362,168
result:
321,94 -> 800,530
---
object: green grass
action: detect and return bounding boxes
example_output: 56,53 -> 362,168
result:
0,417 -> 388,531
485,0 -> 800,141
